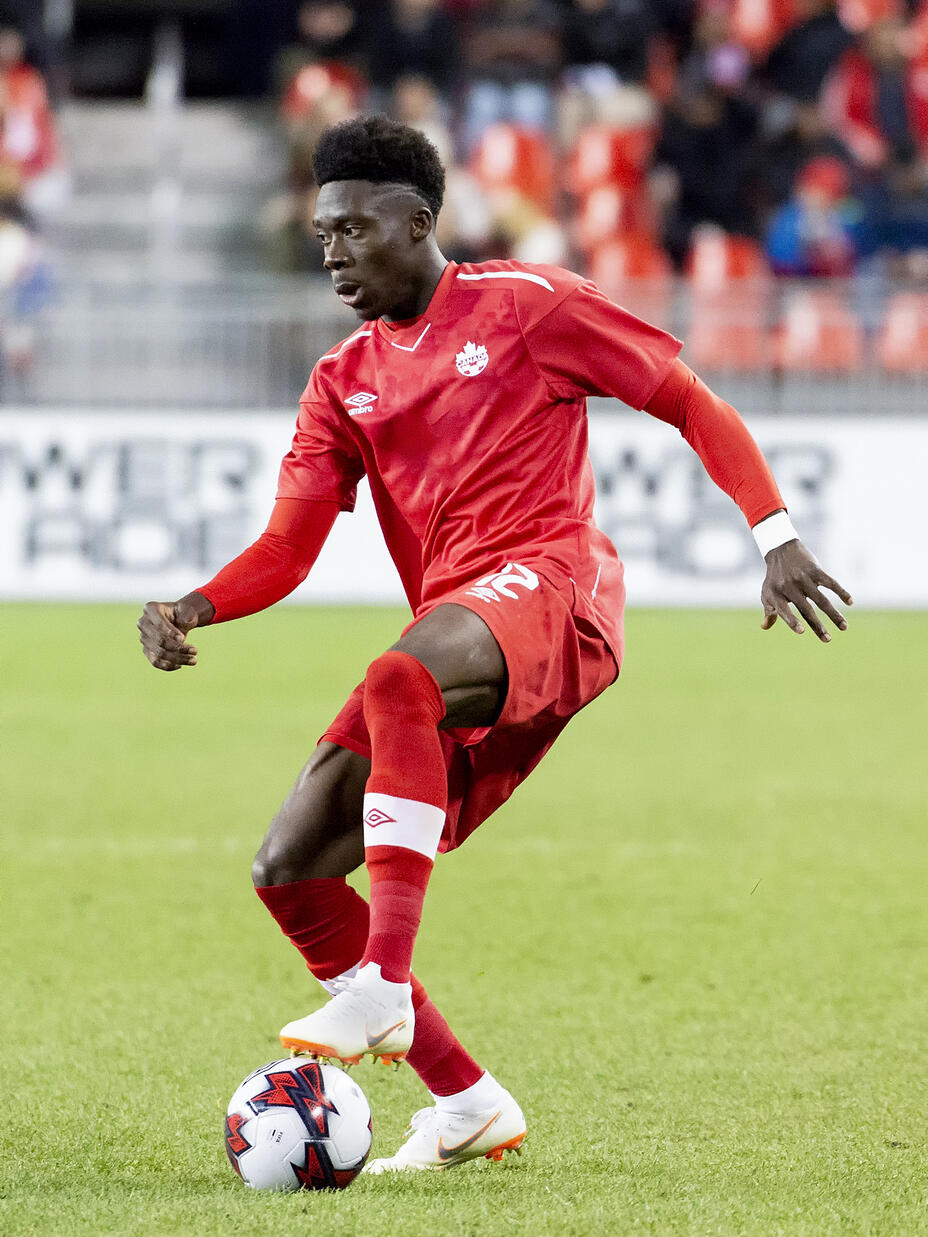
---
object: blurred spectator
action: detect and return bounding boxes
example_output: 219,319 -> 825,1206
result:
391,73 -> 493,260
461,0 -> 563,151
276,3 -> 367,101
366,1 -> 461,99
265,6 -> 367,273
0,1 -> 48,74
393,73 -> 454,163
680,5 -> 752,97
825,16 -> 922,165
277,2 -> 366,84
655,75 -> 760,265
0,26 -> 67,221
764,154 -> 861,272
561,0 -> 657,86
764,1 -> 856,101
756,98 -> 854,209
259,0 -> 928,295
855,154 -> 928,267
0,180 -> 52,398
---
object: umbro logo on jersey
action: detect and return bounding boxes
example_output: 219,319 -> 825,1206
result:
455,341 -> 489,377
345,391 -> 378,414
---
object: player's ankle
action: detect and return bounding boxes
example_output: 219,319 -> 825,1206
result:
356,960 -> 412,999
432,1070 -> 507,1116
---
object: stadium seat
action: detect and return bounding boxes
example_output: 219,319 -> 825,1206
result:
470,124 -> 557,213
686,228 -> 770,294
572,184 -> 655,252
281,62 -> 367,123
565,124 -> 656,196
877,291 -> 928,371
774,290 -> 864,371
683,229 -> 772,371
587,235 -> 673,323
685,313 -> 772,372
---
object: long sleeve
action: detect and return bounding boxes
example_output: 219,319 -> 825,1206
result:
197,497 -> 340,623
644,358 -> 784,528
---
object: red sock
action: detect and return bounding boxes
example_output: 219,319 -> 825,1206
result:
360,651 -> 447,983
256,877 -> 481,1094
408,976 -> 483,1096
255,877 -> 368,981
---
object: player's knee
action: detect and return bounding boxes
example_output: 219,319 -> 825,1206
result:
251,839 -> 304,888
364,649 -> 443,723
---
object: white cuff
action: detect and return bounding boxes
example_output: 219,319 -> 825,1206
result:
363,792 -> 445,859
752,511 -> 798,557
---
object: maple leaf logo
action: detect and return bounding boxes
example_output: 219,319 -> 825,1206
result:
455,340 -> 489,376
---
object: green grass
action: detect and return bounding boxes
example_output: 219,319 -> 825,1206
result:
1,604 -> 926,1236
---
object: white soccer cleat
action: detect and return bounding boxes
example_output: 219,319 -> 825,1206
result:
363,1089 -> 526,1173
279,962 -> 414,1066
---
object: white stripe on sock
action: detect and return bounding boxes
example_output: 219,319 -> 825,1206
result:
363,791 -> 446,858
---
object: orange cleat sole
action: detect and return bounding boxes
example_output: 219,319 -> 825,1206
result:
281,1037 -> 406,1069
484,1132 -> 527,1163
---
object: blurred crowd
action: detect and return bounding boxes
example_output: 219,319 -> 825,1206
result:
0,21 -> 57,394
265,0 -> 928,302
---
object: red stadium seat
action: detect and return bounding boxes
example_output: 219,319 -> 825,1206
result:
685,315 -> 772,372
683,229 -> 772,371
572,184 -> 655,252
774,290 -> 864,371
877,292 -> 928,371
470,124 -> 557,213
565,124 -> 657,196
588,235 -> 673,323
281,62 -> 367,122
686,229 -> 770,293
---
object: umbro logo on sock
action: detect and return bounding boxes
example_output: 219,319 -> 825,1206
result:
364,808 -> 397,828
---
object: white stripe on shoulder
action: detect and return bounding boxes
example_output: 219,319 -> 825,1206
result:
457,270 -> 555,293
319,329 -> 373,362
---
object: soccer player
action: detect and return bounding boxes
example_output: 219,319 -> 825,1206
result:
138,116 -> 852,1173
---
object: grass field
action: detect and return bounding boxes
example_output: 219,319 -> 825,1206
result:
1,603 -> 926,1236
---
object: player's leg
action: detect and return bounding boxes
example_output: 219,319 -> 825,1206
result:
253,739 -> 525,1166
357,604 -> 505,984
277,604 -> 506,1064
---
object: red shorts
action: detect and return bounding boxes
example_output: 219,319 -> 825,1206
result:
321,564 -> 620,852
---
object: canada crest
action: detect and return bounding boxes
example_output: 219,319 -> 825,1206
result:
455,341 -> 489,377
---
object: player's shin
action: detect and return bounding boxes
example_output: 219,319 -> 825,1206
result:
255,877 -> 369,982
408,976 -> 483,1095
360,650 -> 448,984
260,875 -> 481,1085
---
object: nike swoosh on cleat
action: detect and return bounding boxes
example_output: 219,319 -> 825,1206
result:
365,1019 -> 408,1049
437,1111 -> 501,1161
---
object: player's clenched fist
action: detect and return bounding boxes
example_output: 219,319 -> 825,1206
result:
137,592 -> 215,671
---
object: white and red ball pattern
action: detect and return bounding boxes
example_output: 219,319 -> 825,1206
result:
225,1059 -> 372,1191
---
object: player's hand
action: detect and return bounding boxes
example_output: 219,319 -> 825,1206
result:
137,592 -> 215,671
760,540 -> 852,643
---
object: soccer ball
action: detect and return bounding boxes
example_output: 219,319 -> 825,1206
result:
224,1058 -> 372,1191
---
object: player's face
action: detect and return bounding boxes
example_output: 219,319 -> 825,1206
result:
313,181 -> 431,322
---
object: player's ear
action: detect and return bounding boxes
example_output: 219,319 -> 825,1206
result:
409,207 -> 433,241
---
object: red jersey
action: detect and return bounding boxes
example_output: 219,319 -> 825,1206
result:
277,260 -> 682,656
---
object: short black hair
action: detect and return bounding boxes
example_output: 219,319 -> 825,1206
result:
313,115 -> 445,218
